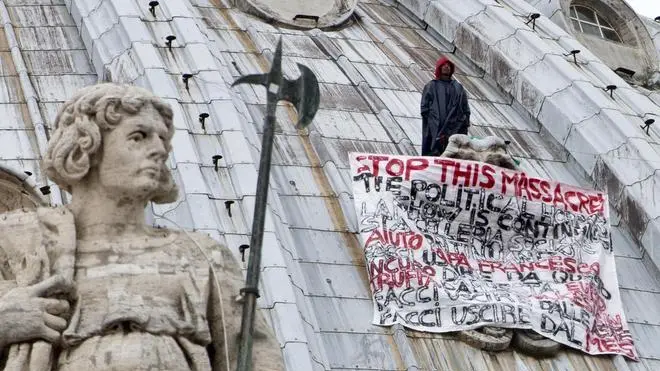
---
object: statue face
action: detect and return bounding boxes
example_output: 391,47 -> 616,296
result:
95,104 -> 170,200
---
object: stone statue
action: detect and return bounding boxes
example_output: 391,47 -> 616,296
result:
0,83 -> 284,370
440,134 -> 561,357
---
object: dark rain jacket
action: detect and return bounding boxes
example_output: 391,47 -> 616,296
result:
420,57 -> 470,156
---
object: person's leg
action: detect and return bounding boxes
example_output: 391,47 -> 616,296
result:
433,134 -> 449,156
422,122 -> 434,156
458,125 -> 469,135
436,127 -> 468,156
422,134 -> 431,156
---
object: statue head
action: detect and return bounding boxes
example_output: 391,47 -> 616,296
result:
44,83 -> 178,204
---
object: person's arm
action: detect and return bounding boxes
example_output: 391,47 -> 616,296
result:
461,88 -> 470,131
421,82 -> 433,120
421,82 -> 436,147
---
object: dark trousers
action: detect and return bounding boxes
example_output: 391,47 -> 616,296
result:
422,125 -> 468,156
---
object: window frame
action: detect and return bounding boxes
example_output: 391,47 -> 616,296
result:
569,5 -> 622,43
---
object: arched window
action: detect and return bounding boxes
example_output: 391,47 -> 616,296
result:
570,5 -> 621,42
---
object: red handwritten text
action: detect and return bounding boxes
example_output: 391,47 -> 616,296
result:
365,229 -> 424,250
369,257 -> 436,291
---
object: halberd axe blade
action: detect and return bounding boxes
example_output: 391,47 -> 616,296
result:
232,38 -> 320,128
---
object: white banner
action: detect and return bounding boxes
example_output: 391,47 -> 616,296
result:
350,153 -> 638,360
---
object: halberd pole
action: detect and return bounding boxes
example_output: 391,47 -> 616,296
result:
231,37 -> 320,371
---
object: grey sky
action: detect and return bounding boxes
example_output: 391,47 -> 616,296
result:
626,0 -> 660,18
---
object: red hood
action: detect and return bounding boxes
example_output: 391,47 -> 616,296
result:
435,56 -> 455,79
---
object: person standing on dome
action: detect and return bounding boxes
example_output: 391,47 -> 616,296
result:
420,56 -> 471,156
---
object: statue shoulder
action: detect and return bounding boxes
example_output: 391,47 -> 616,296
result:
0,205 -> 74,239
36,206 -> 75,228
0,206 -> 75,284
181,230 -> 222,249
171,230 -> 241,270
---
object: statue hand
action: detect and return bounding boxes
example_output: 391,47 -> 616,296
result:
0,275 -> 76,349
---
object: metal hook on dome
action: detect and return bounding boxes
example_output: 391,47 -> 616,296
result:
148,1 -> 159,17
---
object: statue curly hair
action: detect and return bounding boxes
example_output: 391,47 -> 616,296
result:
43,83 -> 178,203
